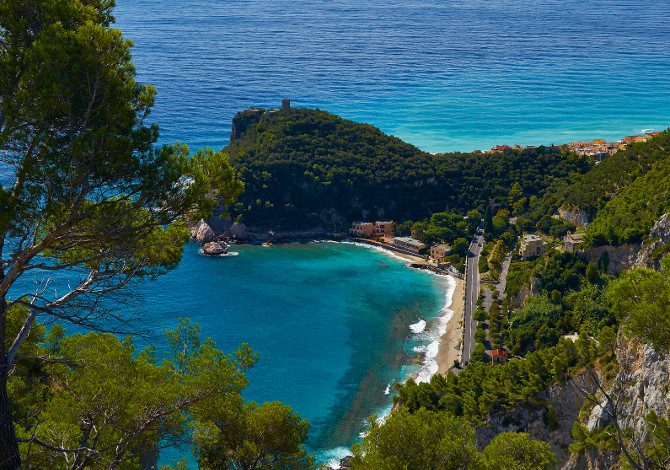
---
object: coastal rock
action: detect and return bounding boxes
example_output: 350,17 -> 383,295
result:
476,370 -> 599,468
229,221 -> 248,240
192,220 -> 217,244
202,241 -> 227,256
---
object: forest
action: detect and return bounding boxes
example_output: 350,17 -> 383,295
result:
225,108 -> 591,230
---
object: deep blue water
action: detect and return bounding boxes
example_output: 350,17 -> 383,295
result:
114,0 -> 670,153
132,243 -> 449,464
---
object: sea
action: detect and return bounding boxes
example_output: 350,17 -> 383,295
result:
113,0 -> 670,153
133,242 -> 454,465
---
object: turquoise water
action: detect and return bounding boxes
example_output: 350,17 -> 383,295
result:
114,0 -> 670,153
131,242 -> 449,464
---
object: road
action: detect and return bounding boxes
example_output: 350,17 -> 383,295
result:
461,233 -> 484,365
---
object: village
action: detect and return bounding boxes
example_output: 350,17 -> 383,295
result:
480,130 -> 661,159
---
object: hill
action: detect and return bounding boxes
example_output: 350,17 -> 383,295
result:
225,108 -> 590,230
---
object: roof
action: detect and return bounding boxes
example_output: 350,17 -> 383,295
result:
522,234 -> 542,242
491,348 -> 508,357
393,237 -> 427,248
433,244 -> 451,250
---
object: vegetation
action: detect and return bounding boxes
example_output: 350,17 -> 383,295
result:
350,408 -> 555,469
0,1 -> 309,468
226,108 -> 591,229
605,257 -> 670,352
8,314 -> 312,469
585,150 -> 670,246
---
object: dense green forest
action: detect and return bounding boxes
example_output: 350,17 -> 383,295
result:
226,108 -> 591,229
585,147 -> 670,245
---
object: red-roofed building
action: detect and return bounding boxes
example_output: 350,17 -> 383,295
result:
491,348 -> 509,364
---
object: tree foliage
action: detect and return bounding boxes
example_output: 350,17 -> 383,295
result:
605,257 -> 670,351
0,0 -> 243,465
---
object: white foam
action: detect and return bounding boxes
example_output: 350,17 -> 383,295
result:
415,275 -> 456,383
409,319 -> 426,333
384,383 -> 391,395
321,446 -> 352,469
197,249 -> 239,257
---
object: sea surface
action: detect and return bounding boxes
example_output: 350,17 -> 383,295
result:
132,242 -> 451,465
113,0 -> 670,152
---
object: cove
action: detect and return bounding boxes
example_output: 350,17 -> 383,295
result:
128,242 -> 449,464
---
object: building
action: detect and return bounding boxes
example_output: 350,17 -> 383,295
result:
281,98 -> 291,110
373,221 -> 394,237
563,231 -> 585,253
431,244 -> 451,261
349,221 -> 394,238
519,234 -> 547,259
391,237 -> 428,255
491,348 -> 509,364
349,222 -> 375,237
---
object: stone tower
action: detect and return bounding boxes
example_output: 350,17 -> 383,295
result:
281,98 -> 291,110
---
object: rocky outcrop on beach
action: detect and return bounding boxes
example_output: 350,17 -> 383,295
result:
202,241 -> 227,256
191,219 -> 217,243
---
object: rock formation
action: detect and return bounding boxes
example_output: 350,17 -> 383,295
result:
202,241 -> 227,256
636,212 -> 670,269
191,219 -> 217,244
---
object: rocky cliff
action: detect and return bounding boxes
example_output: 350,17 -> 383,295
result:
636,212 -> 670,269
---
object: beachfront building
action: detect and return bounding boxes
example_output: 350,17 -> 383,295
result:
564,231 -> 585,253
392,236 -> 428,255
349,221 -> 394,238
431,243 -> 451,262
373,221 -> 394,237
519,233 -> 547,259
350,222 -> 375,237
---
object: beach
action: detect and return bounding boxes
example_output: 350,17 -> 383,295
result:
436,277 -> 465,374
350,240 -> 466,379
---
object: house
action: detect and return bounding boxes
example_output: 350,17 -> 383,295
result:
349,221 -> 395,238
349,222 -> 375,237
392,237 -> 428,254
519,234 -> 547,259
430,243 -> 451,261
491,348 -> 509,364
373,221 -> 394,237
563,231 -> 585,253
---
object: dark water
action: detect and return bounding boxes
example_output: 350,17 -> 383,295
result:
115,0 -> 670,152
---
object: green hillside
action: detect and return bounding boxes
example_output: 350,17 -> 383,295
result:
226,108 -> 590,229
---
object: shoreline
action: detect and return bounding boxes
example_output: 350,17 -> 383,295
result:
436,277 -> 464,374
333,240 -> 465,379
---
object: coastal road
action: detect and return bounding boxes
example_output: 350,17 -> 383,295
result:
462,233 -> 484,365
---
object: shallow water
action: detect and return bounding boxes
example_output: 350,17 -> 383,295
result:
130,242 -> 448,464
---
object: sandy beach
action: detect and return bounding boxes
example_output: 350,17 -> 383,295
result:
437,277 -> 465,374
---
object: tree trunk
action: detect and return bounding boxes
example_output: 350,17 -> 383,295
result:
0,294 -> 21,470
